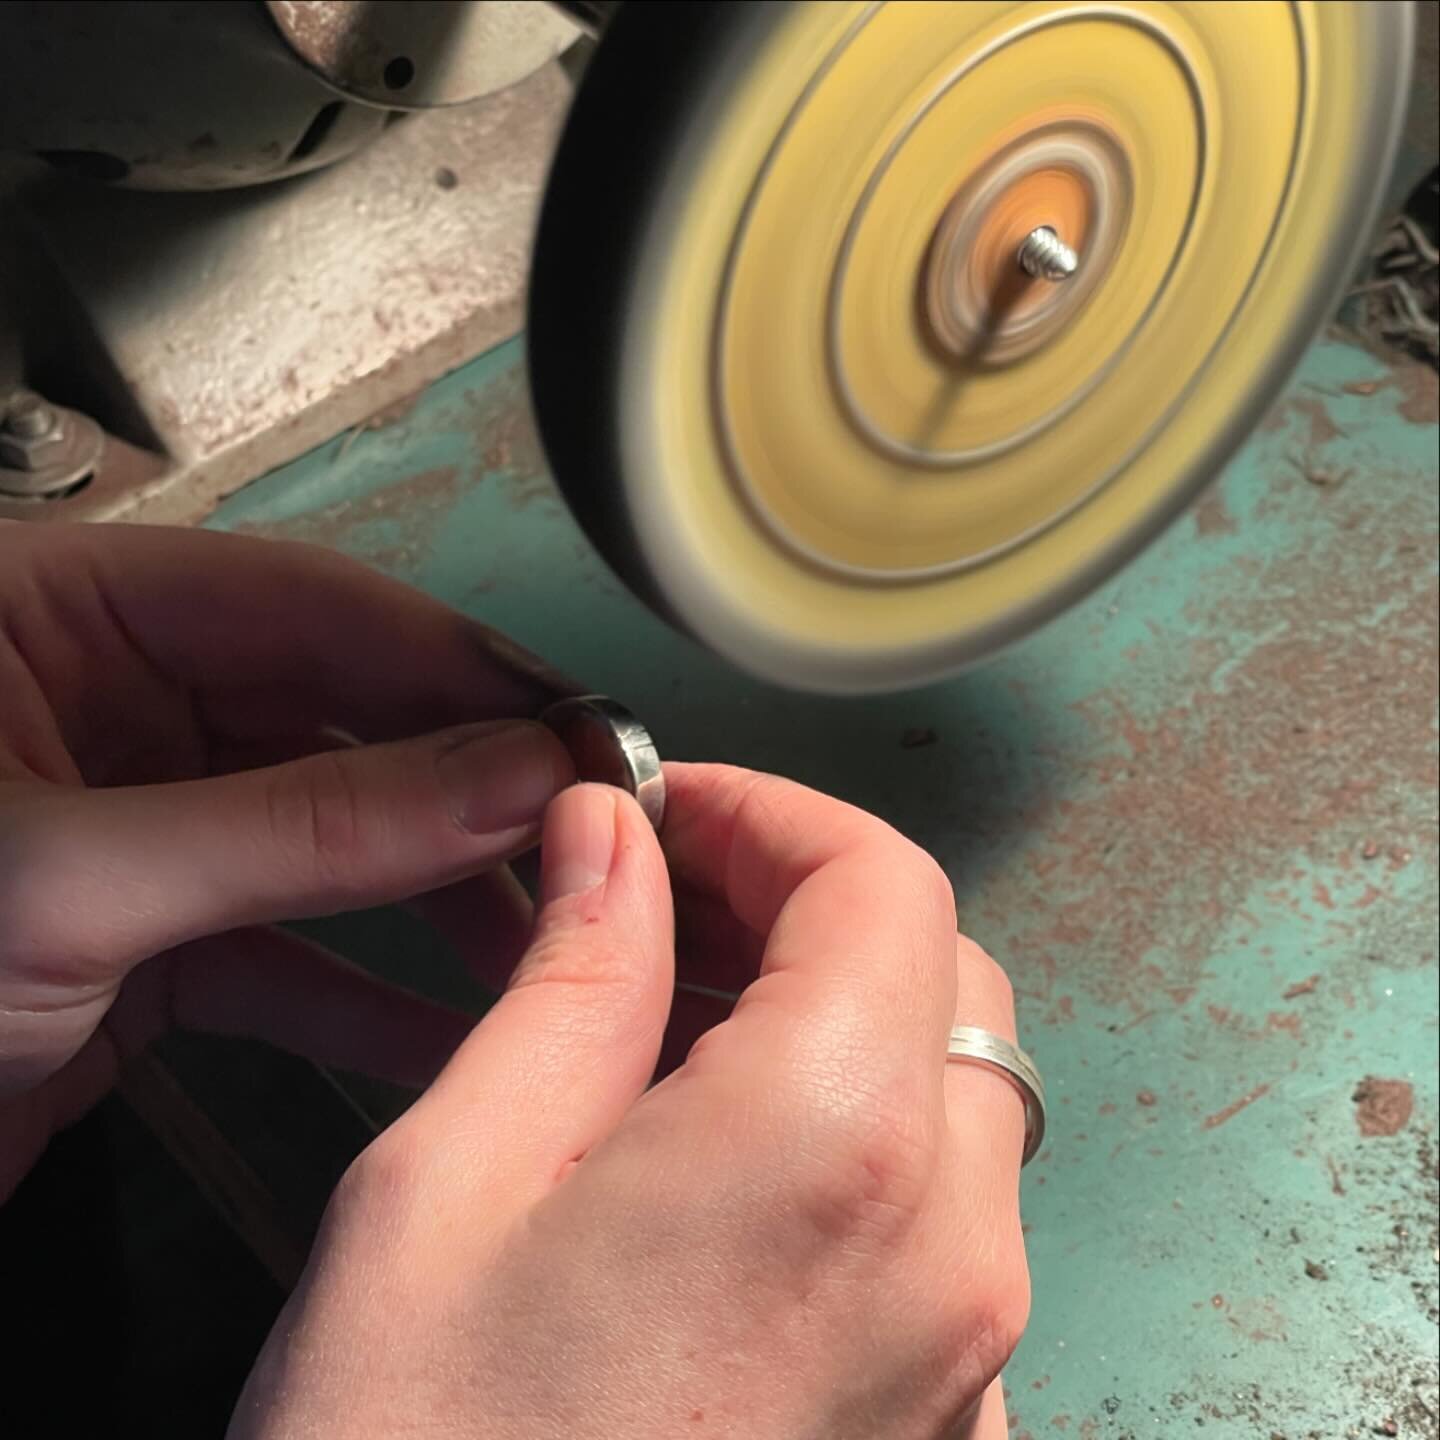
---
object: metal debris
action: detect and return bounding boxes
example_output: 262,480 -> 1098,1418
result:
1347,171 -> 1439,364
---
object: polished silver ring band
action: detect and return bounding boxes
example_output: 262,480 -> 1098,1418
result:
946,1026 -> 1047,1167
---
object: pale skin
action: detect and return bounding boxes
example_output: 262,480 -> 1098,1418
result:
0,522 -> 1027,1437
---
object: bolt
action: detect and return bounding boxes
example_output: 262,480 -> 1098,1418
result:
4,393 -> 60,440
1017,226 -> 1079,282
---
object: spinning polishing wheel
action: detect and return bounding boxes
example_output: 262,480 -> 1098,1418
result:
529,2 -> 1415,693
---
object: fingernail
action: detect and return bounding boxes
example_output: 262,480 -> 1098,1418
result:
437,722 -> 571,834
542,785 -> 616,901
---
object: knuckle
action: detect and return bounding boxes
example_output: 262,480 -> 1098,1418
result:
319,1120 -> 476,1294
737,773 -> 880,870
782,1082 -> 939,1246
907,847 -> 958,934
982,950 -> 1015,1015
927,1235 -> 1031,1384
264,750 -> 369,893
508,935 -> 659,1049
948,1260 -> 1032,1377
332,1122 -> 434,1227
857,832 -> 956,936
0,796 -> 102,973
736,772 -> 804,834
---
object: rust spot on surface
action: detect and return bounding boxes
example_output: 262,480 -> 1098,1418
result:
1325,1153 -> 1347,1195
1136,1089 -> 1158,1107
999,433 -> 1437,1026
1289,393 -> 1345,447
1259,400 -> 1291,434
1353,1077 -> 1415,1137
1282,973 -> 1320,999
1193,488 -> 1238,537
1339,364 -> 1437,423
1202,1082 -> 1272,1130
1393,364 -> 1439,425
1046,995 -> 1075,1025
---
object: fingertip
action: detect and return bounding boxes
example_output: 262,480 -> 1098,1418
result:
536,784 -> 672,952
608,784 -> 661,844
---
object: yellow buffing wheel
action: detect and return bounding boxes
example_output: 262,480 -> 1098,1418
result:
529,1 -> 1413,693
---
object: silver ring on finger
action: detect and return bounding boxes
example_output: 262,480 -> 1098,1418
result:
946,1026 -> 1046,1167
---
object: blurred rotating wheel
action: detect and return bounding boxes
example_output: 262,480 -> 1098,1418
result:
528,1 -> 1414,694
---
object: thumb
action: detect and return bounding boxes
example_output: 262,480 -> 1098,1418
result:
3,720 -> 574,995
403,783 -> 674,1196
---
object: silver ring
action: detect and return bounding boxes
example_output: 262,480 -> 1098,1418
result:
540,694 -> 666,830
946,1026 -> 1046,1167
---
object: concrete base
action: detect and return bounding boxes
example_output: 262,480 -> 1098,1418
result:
2,60 -> 568,525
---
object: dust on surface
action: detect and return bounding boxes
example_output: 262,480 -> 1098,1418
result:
231,465 -> 462,578
229,359 -> 553,581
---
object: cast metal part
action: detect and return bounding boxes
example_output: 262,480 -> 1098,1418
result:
0,54 -> 569,526
0,1 -> 387,191
540,695 -> 666,830
548,2 -> 623,40
0,1 -> 574,191
529,1 -> 1416,694
264,1 -> 581,110
0,392 -> 105,499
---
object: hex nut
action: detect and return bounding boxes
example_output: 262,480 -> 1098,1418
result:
0,412 -> 69,471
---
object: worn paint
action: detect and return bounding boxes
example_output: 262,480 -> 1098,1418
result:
210,334 -> 1438,1434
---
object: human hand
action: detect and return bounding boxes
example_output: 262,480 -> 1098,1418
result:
0,521 -> 579,1199
232,765 -> 1029,1440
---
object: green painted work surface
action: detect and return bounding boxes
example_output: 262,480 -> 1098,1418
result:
210,336 -> 1439,1435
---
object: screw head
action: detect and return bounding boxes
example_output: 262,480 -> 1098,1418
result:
1017,225 -> 1079,282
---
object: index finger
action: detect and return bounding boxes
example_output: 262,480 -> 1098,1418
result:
660,762 -> 959,1063
661,763 -> 1028,1197
36,523 -> 576,744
